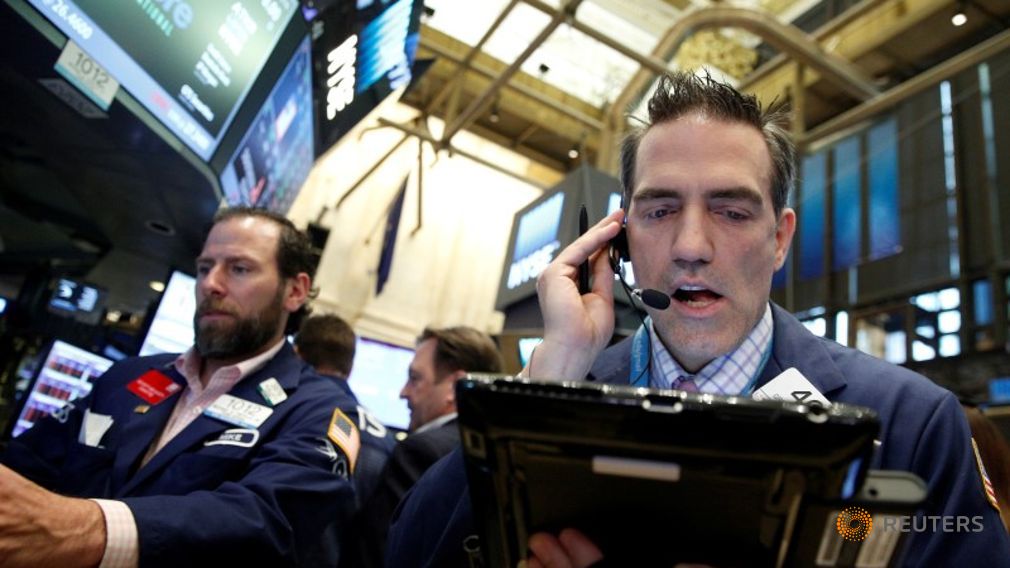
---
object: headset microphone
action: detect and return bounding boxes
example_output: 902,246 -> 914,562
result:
633,288 -> 671,310
610,226 -> 672,311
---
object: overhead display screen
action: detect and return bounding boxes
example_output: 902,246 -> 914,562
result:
315,0 -> 422,153
219,35 -> 313,214
28,0 -> 299,160
47,278 -> 106,325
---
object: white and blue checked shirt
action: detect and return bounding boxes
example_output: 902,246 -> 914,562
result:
649,303 -> 773,395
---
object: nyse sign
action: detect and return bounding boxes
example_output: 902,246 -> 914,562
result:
507,240 -> 560,290
326,34 -> 357,120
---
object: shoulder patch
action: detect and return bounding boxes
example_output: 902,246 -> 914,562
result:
971,437 -> 1000,513
328,408 -> 361,472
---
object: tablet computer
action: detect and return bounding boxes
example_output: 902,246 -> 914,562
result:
456,375 -> 910,567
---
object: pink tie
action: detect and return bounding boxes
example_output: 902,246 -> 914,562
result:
676,376 -> 700,393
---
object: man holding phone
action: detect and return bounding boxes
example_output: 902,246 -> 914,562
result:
386,72 -> 1010,566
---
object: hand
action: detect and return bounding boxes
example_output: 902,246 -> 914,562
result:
529,209 -> 624,381
0,465 -> 106,567
527,528 -> 603,568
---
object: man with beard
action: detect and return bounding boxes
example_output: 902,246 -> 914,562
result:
0,208 -> 362,567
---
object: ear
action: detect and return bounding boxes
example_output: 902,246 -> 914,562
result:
773,208 -> 796,271
443,369 -> 467,407
283,273 -> 311,314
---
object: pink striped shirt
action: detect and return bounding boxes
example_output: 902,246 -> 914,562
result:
94,339 -> 286,568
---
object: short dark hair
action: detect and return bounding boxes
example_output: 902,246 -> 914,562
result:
619,71 -> 795,217
209,207 -> 319,334
419,326 -> 503,379
295,314 -> 356,377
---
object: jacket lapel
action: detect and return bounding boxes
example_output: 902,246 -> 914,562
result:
110,366 -> 185,493
754,304 -> 848,398
115,344 -> 305,496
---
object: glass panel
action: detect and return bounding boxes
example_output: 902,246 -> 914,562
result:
867,117 -> 901,260
886,332 -> 907,364
802,317 -> 827,337
855,311 -> 904,362
911,340 -> 935,361
836,311 -> 849,346
973,279 -> 993,326
938,310 -> 961,334
833,136 -> 862,271
800,152 -> 827,279
938,287 -> 960,310
939,334 -> 961,357
914,292 -> 939,312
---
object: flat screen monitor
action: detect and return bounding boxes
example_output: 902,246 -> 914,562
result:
219,35 -> 313,214
47,278 -> 106,325
139,271 -> 196,356
10,340 -> 114,438
991,377 -> 1010,404
27,0 -> 299,160
346,337 -> 412,430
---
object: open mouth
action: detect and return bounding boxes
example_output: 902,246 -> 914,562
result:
672,285 -> 723,308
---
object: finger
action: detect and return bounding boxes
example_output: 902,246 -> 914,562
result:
557,528 -> 604,567
588,246 -> 615,303
552,209 -> 624,270
528,532 -> 572,568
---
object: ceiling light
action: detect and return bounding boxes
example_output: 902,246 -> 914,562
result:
951,3 -> 967,26
150,280 -> 166,293
568,147 -> 579,159
489,101 -> 500,123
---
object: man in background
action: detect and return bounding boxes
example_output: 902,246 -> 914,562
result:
295,313 -> 398,566
0,207 -> 361,566
345,326 -> 502,567
295,312 -> 398,500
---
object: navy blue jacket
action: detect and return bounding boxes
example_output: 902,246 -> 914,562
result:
3,343 -> 360,567
311,374 -> 399,567
345,419 -> 460,568
387,304 -> 1010,567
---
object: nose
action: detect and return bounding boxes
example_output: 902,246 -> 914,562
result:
198,266 -> 226,299
399,382 -> 410,401
671,206 -> 714,270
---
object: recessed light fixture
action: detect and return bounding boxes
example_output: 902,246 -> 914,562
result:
951,2 -> 967,26
150,280 -> 166,293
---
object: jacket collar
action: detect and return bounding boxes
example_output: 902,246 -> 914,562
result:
113,343 -> 304,496
754,303 -> 848,397
591,303 -> 849,398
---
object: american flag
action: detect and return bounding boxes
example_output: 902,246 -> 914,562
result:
971,438 -> 1000,511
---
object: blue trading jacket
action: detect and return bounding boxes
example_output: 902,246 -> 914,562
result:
386,303 -> 1010,567
3,342 -> 360,567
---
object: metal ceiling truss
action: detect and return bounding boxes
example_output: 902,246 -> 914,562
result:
379,0 -> 1002,189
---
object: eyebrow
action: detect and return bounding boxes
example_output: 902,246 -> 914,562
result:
194,254 -> 257,266
632,186 -> 764,208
